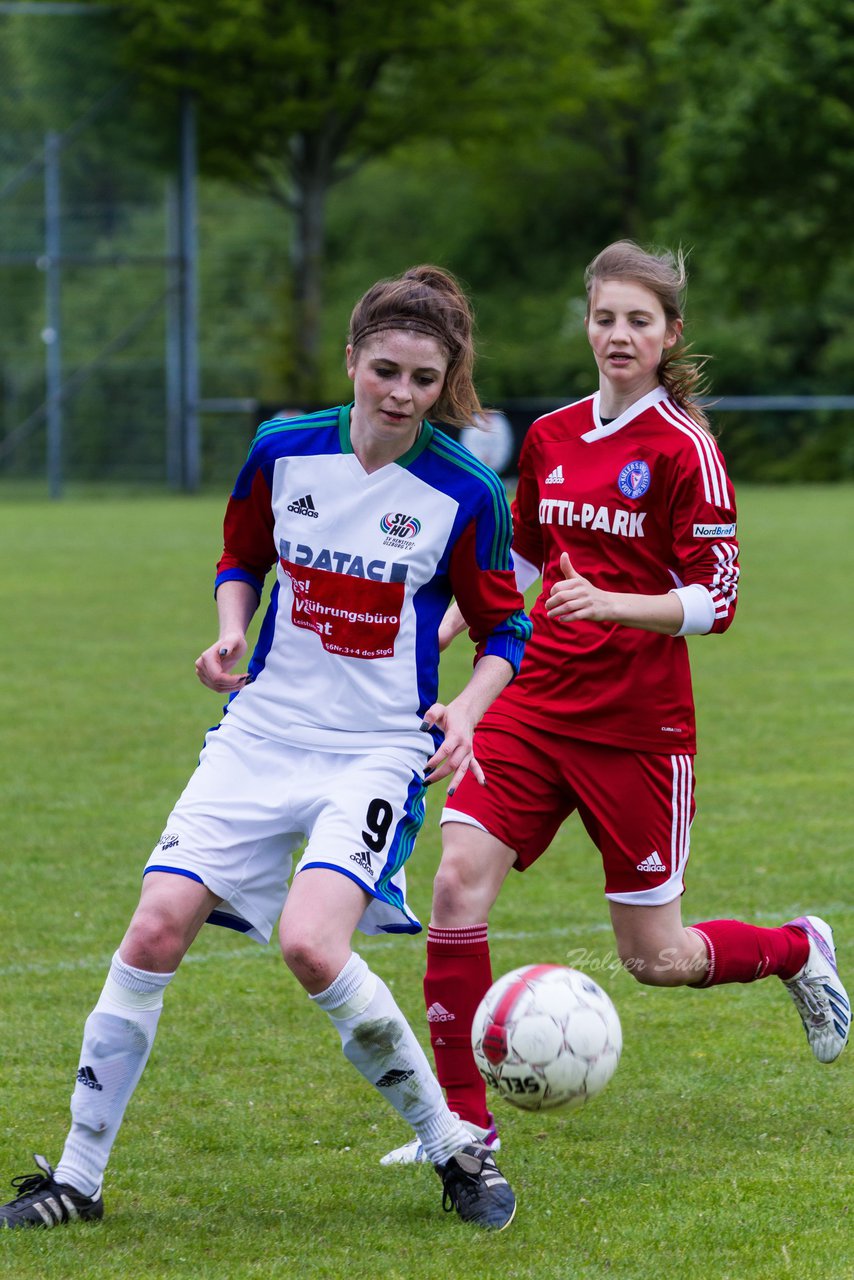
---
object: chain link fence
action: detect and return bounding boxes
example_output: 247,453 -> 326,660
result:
0,3 -> 272,494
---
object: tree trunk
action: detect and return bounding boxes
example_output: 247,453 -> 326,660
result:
289,142 -> 329,405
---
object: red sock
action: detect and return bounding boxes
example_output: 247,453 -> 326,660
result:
424,924 -> 493,1129
690,919 -> 810,987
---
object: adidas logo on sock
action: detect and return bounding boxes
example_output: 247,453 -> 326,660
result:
427,1002 -> 455,1023
545,464 -> 564,485
636,851 -> 667,872
375,1068 -> 415,1088
287,494 -> 319,517
349,849 -> 374,877
76,1065 -> 103,1091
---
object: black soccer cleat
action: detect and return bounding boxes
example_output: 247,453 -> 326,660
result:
436,1142 -> 516,1231
0,1155 -> 103,1229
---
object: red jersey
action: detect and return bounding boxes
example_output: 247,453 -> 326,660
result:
490,386 -> 739,754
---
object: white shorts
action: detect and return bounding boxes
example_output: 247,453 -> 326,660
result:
144,719 -> 426,943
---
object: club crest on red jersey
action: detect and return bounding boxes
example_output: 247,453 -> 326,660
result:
617,459 -> 651,499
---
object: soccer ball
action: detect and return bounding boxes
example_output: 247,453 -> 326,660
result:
471,964 -> 622,1112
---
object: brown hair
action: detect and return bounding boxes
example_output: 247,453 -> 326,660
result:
585,240 -> 712,432
348,265 -> 481,428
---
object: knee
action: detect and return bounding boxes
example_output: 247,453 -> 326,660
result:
431,855 -> 469,917
619,950 -> 665,986
431,850 -> 495,926
615,942 -> 700,988
280,930 -> 337,992
121,905 -> 189,972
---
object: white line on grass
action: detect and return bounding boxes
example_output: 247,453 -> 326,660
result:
1,907 -> 848,979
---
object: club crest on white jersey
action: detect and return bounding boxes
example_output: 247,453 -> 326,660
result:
381,511 -> 423,549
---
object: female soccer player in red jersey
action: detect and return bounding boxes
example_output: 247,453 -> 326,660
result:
1,266 -> 529,1232
382,241 -> 849,1165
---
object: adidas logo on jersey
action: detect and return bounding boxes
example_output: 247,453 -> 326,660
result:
287,494 -> 319,517
545,464 -> 564,485
76,1065 -> 103,1091
349,849 -> 374,877
427,1002 -> 455,1023
636,851 -> 667,873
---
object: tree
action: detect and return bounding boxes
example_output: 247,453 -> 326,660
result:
659,0 -> 854,301
114,0 -> 610,400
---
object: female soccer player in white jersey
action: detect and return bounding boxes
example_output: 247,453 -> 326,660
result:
382,241 -> 849,1166
0,266 -> 531,1232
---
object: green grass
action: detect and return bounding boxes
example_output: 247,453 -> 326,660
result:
1,485 -> 851,1279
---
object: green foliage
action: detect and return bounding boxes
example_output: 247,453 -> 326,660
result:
0,485 -> 852,1278
2,0 -> 853,481
661,0 -> 854,292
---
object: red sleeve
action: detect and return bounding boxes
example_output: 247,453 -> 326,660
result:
668,434 -> 739,633
509,428 -> 544,570
215,467 -> 277,597
449,519 -> 531,675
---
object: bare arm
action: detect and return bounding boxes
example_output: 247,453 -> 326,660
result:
194,579 -> 260,692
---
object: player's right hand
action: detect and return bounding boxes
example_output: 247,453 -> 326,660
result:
194,634 -> 251,693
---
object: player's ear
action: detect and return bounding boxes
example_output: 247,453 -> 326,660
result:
663,318 -> 683,350
345,343 -> 357,381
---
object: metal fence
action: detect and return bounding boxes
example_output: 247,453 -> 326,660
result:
0,3 -> 207,495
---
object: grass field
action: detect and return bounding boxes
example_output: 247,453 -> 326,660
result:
1,485 -> 851,1280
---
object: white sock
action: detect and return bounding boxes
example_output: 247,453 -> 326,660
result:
55,951 -> 175,1196
311,953 -> 470,1165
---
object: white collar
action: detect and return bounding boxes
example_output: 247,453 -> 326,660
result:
581,385 -> 669,442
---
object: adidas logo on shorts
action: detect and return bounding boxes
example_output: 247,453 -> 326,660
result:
350,849 -> 374,877
636,851 -> 667,873
287,494 -> 319,517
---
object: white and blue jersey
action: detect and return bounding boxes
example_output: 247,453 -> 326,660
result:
145,406 -> 530,941
216,405 -> 531,756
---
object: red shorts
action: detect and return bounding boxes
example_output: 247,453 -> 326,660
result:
442,719 -> 695,904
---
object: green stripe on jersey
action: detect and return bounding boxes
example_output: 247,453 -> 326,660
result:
428,432 -> 513,567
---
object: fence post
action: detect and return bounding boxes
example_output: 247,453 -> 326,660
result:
44,130 -> 63,499
178,90 -> 199,492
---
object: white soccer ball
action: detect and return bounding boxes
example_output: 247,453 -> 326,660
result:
471,964 -> 622,1112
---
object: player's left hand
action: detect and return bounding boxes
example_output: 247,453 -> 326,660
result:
421,700 -> 486,796
546,552 -> 614,623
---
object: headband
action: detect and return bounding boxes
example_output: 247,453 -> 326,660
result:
350,315 -> 459,352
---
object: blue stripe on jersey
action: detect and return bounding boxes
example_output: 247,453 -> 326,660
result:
424,430 -> 514,569
376,770 -> 427,910
411,574 -> 450,722
232,409 -> 343,499
249,407 -> 341,454
215,565 -> 266,598
245,580 -> 280,682
483,623 -> 531,668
